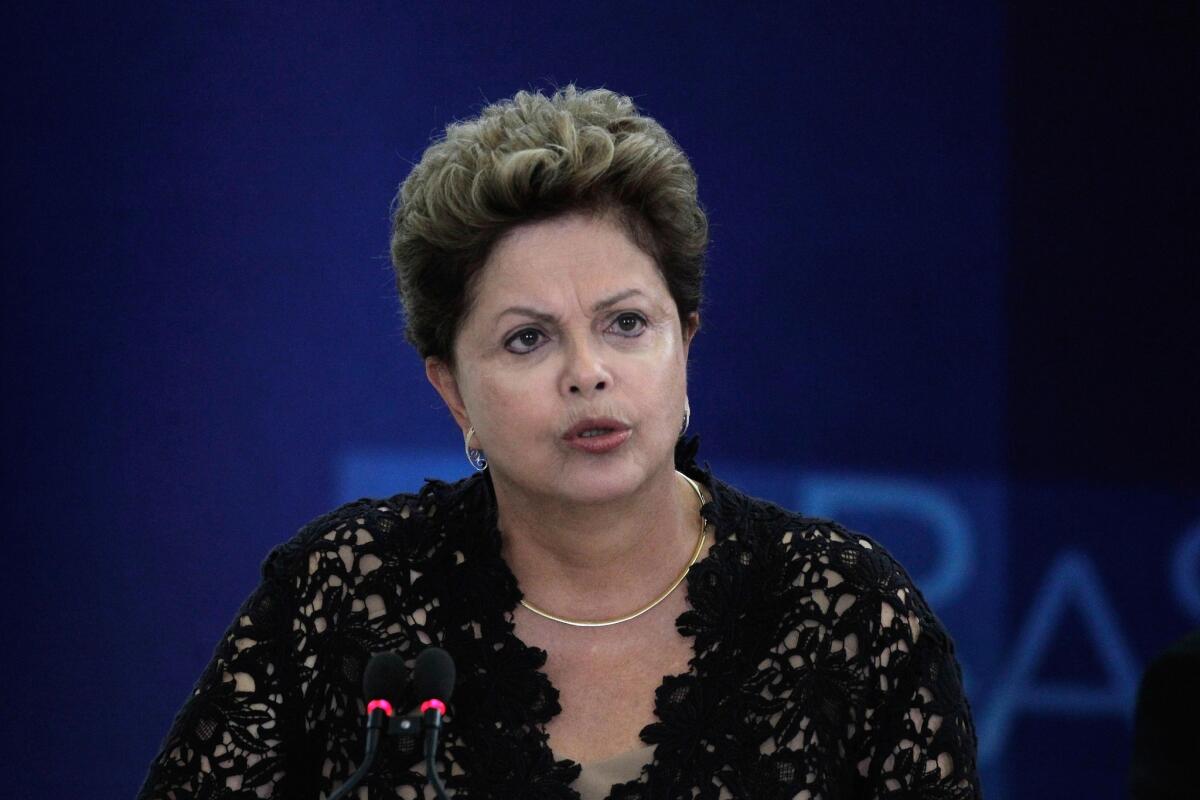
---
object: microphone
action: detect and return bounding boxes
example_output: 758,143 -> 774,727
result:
328,652 -> 408,800
413,647 -> 456,800
364,651 -> 409,744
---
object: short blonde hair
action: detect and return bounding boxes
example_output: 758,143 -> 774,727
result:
390,85 -> 708,361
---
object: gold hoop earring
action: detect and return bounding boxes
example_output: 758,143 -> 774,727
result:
464,426 -> 487,471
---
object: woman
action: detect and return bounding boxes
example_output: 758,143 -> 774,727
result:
140,86 -> 981,799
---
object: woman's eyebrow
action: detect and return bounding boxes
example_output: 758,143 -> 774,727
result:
591,288 -> 645,312
495,306 -> 557,324
495,289 -> 648,324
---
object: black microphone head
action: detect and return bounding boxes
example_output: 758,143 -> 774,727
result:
362,651 -> 408,707
413,646 -> 456,703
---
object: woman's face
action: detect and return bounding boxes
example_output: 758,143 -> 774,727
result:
426,211 -> 696,506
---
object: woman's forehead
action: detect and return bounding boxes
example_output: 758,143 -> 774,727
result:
473,214 -> 670,311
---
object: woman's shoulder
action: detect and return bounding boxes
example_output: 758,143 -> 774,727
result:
258,472 -> 491,586
709,473 -> 886,554
709,474 -> 942,637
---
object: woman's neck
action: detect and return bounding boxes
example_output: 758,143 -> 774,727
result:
492,467 -> 704,621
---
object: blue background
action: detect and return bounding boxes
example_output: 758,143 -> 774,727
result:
3,2 -> 1196,797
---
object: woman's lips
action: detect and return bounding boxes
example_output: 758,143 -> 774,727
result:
563,419 -> 632,454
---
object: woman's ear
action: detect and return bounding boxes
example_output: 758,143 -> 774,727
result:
425,357 -> 470,430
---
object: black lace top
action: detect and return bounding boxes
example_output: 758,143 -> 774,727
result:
139,440 -> 981,799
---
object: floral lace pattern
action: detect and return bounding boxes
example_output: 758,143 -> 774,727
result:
139,439 -> 981,799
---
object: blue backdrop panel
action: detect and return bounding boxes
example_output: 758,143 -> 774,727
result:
2,2 -> 1194,798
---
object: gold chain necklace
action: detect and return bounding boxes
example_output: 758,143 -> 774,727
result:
517,471 -> 708,628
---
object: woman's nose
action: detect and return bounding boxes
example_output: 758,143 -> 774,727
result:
562,339 -> 611,398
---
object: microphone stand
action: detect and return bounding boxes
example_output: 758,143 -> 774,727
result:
421,701 -> 450,800
329,708 -> 450,799
328,704 -> 391,800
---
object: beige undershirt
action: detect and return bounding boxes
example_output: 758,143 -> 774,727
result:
571,744 -> 656,799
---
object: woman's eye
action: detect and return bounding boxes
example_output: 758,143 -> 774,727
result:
609,312 -> 647,337
505,328 -> 545,354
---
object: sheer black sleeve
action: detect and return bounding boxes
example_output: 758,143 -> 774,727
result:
136,549 -> 311,798
842,535 -> 981,798
136,498 -> 406,799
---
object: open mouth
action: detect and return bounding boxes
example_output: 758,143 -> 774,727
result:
563,419 -> 632,452
564,418 -> 628,439
577,428 -> 615,438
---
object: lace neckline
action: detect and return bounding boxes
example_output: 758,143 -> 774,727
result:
458,437 -> 722,783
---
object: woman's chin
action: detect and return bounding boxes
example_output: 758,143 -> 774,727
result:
555,455 -> 676,504
499,457 -> 663,506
